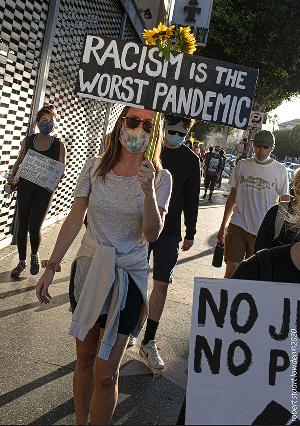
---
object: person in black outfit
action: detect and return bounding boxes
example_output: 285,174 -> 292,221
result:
9,105 -> 65,278
255,168 -> 300,252
202,145 -> 223,203
137,114 -> 200,370
232,243 -> 300,283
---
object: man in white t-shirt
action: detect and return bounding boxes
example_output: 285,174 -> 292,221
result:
217,130 -> 289,278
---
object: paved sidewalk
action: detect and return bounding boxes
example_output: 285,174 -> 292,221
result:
0,184 -> 227,425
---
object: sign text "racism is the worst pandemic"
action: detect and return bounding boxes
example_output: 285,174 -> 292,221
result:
76,36 -> 259,130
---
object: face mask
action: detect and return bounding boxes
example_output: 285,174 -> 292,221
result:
255,154 -> 271,164
119,126 -> 150,153
166,131 -> 186,147
37,122 -> 55,135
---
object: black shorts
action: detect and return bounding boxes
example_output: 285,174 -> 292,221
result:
204,175 -> 217,191
148,235 -> 180,284
69,261 -> 143,336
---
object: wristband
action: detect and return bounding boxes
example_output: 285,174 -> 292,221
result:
41,260 -> 61,272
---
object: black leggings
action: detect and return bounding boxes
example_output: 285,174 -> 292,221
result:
16,179 -> 52,260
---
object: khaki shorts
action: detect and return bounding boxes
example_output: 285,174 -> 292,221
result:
224,223 -> 256,263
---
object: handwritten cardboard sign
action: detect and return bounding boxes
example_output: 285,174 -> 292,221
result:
76,35 -> 259,129
16,149 -> 65,192
186,278 -> 299,425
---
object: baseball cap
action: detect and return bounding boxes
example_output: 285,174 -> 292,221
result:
253,130 -> 275,147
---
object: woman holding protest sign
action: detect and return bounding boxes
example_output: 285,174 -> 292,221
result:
36,106 -> 172,425
9,105 -> 65,278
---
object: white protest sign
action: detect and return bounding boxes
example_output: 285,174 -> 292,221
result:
187,278 -> 299,425
171,0 -> 214,46
76,36 -> 259,130
16,150 -> 65,192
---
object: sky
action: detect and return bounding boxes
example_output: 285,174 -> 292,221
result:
269,96 -> 300,124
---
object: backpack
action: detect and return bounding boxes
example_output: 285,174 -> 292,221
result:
273,201 -> 290,240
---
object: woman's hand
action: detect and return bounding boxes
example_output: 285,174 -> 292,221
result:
138,160 -> 155,196
36,269 -> 55,304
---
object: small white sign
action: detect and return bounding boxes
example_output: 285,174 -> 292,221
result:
248,110 -> 264,130
186,278 -> 299,425
171,0 -> 214,46
16,149 -> 65,192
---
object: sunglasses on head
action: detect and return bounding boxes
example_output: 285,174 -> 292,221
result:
122,116 -> 153,134
167,130 -> 186,137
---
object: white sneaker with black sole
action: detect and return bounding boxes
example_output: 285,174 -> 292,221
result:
139,340 -> 165,371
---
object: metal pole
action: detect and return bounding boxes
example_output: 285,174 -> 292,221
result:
28,0 -> 61,132
100,7 -> 128,152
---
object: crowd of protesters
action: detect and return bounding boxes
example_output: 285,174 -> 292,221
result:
5,102 -> 300,425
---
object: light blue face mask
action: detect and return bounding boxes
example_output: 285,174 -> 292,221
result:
166,131 -> 186,147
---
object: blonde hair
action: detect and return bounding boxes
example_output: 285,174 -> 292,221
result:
93,107 -> 163,180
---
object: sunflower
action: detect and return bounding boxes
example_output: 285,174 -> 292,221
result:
143,23 -> 197,57
143,22 -> 175,46
176,26 -> 197,55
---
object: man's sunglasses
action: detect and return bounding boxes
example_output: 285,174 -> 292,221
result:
122,116 -> 153,134
167,130 -> 186,137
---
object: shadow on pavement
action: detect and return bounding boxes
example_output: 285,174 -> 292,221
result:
29,398 -> 74,425
113,375 -> 184,425
0,276 -> 70,300
0,361 -> 75,408
0,271 -> 27,284
0,292 -> 70,319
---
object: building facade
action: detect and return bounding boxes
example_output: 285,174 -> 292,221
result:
278,119 -> 300,131
0,0 -> 169,248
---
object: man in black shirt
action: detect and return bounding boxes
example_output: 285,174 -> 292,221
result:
202,146 -> 223,203
138,114 -> 200,371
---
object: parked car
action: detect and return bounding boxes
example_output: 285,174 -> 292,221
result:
280,162 -> 289,168
287,163 -> 300,171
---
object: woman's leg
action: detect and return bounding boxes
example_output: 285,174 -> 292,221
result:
90,333 -> 129,425
16,185 -> 33,261
28,189 -> 52,255
74,323 -> 102,425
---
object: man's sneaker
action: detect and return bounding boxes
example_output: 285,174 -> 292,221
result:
30,254 -> 40,275
127,336 -> 137,348
139,340 -> 165,371
208,198 -> 213,203
11,262 -> 26,278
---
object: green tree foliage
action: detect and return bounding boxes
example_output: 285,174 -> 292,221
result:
203,0 -> 300,112
273,125 -> 300,159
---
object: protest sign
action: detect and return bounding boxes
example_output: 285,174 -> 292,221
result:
76,35 -> 259,130
186,278 -> 299,425
16,150 -> 65,192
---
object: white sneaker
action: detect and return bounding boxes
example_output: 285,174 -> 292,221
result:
127,336 -> 137,348
139,340 -> 165,371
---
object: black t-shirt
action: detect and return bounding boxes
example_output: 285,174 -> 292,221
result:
233,244 -> 300,283
204,153 -> 222,177
160,144 -> 200,240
